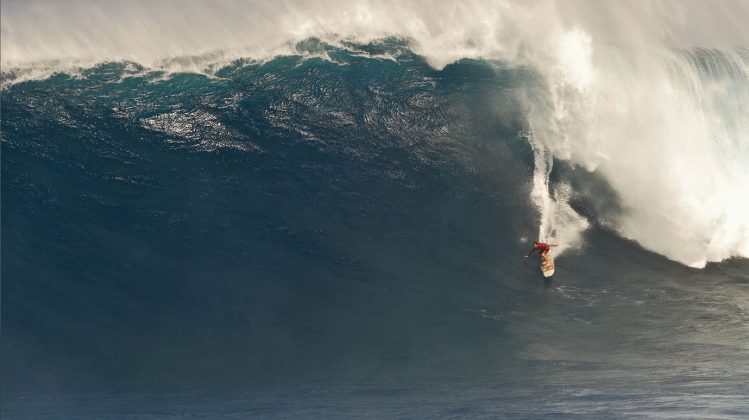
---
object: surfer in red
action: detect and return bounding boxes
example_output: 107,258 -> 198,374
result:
525,241 -> 558,261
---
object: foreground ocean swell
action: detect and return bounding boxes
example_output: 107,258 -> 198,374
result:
3,43 -> 749,418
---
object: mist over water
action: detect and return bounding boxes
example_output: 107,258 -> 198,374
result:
3,0 -> 748,266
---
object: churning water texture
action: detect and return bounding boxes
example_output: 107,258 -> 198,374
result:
2,1 -> 749,418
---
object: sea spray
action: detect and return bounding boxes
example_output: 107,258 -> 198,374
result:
527,130 -> 589,257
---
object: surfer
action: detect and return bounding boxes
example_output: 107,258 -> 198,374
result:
525,241 -> 557,262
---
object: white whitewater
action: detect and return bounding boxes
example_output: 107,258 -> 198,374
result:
527,130 -> 589,257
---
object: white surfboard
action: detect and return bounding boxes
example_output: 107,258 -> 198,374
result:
541,257 -> 555,277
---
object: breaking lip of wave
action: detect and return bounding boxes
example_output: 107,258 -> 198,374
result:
0,38 -> 410,88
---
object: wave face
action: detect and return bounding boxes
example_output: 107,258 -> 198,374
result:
2,1 -> 749,417
1,41 -> 539,390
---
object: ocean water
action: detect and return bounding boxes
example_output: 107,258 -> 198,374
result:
3,1 -> 749,418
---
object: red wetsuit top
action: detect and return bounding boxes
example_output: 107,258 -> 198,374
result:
532,242 -> 551,254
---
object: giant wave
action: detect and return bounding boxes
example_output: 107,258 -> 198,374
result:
4,0 -> 748,267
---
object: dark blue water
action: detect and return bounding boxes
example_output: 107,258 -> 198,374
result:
3,42 -> 749,418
